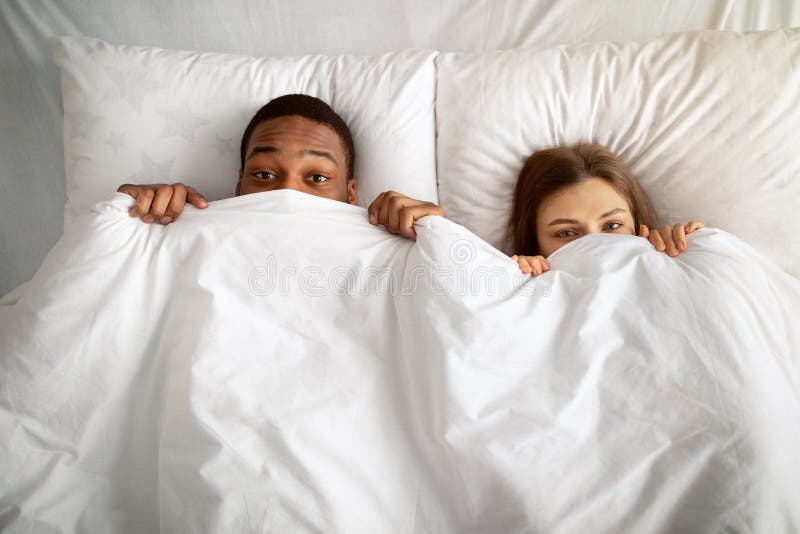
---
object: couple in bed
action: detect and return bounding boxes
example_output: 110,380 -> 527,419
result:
117,94 -> 703,272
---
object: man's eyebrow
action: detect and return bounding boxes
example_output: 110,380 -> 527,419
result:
300,149 -> 338,166
245,146 -> 339,166
246,146 -> 279,161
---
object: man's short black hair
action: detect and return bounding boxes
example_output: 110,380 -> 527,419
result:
239,94 -> 356,179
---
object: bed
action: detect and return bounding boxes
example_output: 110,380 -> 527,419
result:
1,2 -> 799,532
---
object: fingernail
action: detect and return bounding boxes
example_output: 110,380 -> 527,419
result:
369,213 -> 376,224
161,216 -> 173,224
143,216 -> 154,223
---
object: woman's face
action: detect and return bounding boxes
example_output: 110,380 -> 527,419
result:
535,177 -> 636,257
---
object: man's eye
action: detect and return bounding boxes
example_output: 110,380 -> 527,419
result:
308,174 -> 329,183
605,221 -> 623,231
253,171 -> 278,181
556,229 -> 577,238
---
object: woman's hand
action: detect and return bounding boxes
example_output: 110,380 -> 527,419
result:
511,254 -> 550,276
639,221 -> 704,257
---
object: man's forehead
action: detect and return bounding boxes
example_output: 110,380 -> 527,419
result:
247,115 -> 344,154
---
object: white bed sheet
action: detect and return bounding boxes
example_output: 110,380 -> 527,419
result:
1,190 -> 799,532
3,0 -> 800,297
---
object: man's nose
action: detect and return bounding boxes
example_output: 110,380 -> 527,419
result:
276,178 -> 304,192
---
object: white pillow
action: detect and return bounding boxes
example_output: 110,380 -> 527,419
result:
436,28 -> 800,278
52,36 -> 439,219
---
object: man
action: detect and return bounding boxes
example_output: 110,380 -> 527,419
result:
118,93 -> 443,241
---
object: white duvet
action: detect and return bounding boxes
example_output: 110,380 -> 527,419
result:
1,190 -> 799,533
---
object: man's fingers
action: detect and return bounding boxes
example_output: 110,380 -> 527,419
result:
672,223 -> 687,251
388,194 -> 411,235
186,186 -> 208,209
367,192 -> 386,225
148,185 -> 174,221
378,191 -> 396,231
163,184 -> 188,224
135,189 -> 155,223
398,206 -> 418,241
368,191 -> 444,240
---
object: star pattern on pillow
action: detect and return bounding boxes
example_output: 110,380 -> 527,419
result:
125,153 -> 176,184
157,108 -> 211,144
102,66 -> 163,113
67,110 -> 103,140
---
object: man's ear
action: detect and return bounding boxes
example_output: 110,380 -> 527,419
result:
347,178 -> 357,205
236,169 -> 243,196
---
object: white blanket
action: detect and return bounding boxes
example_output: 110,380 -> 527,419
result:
2,190 -> 799,533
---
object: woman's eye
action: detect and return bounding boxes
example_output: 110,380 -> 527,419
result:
253,171 -> 277,181
556,229 -> 577,239
308,174 -> 329,184
605,221 -> 623,231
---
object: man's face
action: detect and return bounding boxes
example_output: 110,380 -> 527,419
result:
237,115 -> 356,204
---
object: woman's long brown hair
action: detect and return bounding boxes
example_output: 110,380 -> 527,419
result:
507,143 -> 660,256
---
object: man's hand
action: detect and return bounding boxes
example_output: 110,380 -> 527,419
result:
367,191 -> 444,240
117,183 -> 208,225
639,221 -> 704,257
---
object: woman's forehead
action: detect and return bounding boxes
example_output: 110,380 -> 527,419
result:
538,178 -> 630,217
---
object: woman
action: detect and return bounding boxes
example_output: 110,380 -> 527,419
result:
508,143 -> 703,275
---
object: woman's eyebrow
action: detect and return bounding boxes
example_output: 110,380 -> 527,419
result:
547,218 -> 579,226
598,208 -> 627,219
547,208 -> 627,226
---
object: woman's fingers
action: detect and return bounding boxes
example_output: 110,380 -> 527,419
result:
514,255 -> 549,276
648,227 -> 666,252
672,223 -> 687,251
659,225 -> 679,256
648,221 -> 704,257
685,220 -> 704,234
